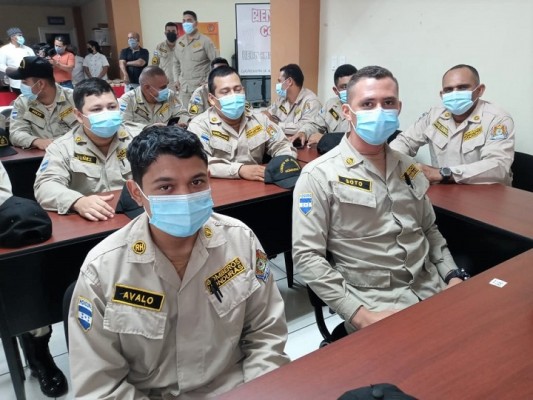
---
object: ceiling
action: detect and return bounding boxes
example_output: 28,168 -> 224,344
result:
0,0 -> 92,6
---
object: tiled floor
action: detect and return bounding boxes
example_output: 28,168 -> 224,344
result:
0,253 -> 343,399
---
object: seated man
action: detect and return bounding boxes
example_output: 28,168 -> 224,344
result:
187,56 -> 229,117
188,65 -> 296,180
34,78 -> 143,220
293,66 -> 466,334
119,65 -> 187,125
390,64 -> 514,185
68,125 -> 289,398
263,63 -> 322,138
7,56 -> 78,149
293,64 -> 357,146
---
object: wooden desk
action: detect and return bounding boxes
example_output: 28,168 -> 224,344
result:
297,146 -> 319,164
220,249 -> 533,400
1,148 -> 45,200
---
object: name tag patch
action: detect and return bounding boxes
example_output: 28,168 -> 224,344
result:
433,120 -> 448,137
463,126 -> 483,141
77,297 -> 93,331
112,284 -> 165,311
134,107 -> 150,121
246,125 -> 262,139
59,107 -> 73,119
279,104 -> 288,115
403,164 -> 420,180
299,193 -> 313,215
74,152 -> 97,164
329,108 -> 339,120
212,130 -> 230,141
338,176 -> 372,191
29,107 -> 45,119
205,257 -> 246,292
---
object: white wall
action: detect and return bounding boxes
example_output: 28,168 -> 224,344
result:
319,0 -> 533,154
139,0 -> 267,63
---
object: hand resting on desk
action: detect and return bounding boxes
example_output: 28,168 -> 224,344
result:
238,165 -> 266,182
72,194 -> 115,221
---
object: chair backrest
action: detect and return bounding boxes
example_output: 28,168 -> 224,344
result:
511,151 -> 533,192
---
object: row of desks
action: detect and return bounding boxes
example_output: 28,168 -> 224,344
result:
2,146 -> 533,398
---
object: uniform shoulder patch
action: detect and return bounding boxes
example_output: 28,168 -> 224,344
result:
338,176 -> 372,191
255,250 -> 270,282
490,124 -> 509,140
112,284 -> 165,311
77,296 -> 93,331
189,104 -> 199,115
299,193 -> 313,215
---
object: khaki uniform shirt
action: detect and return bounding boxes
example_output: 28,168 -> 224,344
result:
300,96 -> 350,138
187,83 -> 209,117
69,212 -> 289,399
0,161 -> 12,206
9,85 -> 77,148
292,134 -> 457,333
34,123 -> 143,214
390,100 -> 515,185
188,107 -> 297,178
152,41 -> 178,85
267,88 -> 322,136
175,32 -> 216,95
119,86 -> 186,125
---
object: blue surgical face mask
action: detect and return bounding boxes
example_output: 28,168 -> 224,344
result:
20,81 -> 40,101
183,22 -> 195,35
275,80 -> 287,98
349,106 -> 399,145
216,93 -> 246,120
140,187 -> 214,238
84,110 -> 123,138
151,86 -> 169,103
128,38 -> 138,48
338,90 -> 348,104
442,88 -> 478,115
55,46 -> 64,55
16,36 -> 25,46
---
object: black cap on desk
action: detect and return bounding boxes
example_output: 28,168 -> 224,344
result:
0,128 -> 17,157
115,183 -> 144,219
0,196 -> 52,248
264,155 -> 302,189
338,383 -> 418,400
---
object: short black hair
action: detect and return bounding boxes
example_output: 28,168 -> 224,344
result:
87,40 -> 101,53
183,10 -> 197,21
347,66 -> 399,102
127,125 -> 208,186
139,66 -> 167,85
443,64 -> 480,85
165,22 -> 178,29
280,64 -> 304,87
54,36 -> 69,45
210,57 -> 229,69
73,77 -> 115,110
334,64 -> 358,86
208,65 -> 239,95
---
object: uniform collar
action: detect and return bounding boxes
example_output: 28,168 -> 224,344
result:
54,84 -> 69,104
197,216 -> 228,249
126,213 -> 157,264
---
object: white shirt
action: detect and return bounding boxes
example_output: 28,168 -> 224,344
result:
0,43 -> 35,89
82,52 -> 109,80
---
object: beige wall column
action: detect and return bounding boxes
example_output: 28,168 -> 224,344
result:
105,0 -> 142,79
270,0 -> 320,93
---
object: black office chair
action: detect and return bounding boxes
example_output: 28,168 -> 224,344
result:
511,151 -> 533,192
62,281 -> 77,350
306,285 -> 347,348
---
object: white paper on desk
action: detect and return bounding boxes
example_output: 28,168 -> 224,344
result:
489,278 -> 507,288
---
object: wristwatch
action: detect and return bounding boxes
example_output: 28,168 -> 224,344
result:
439,167 -> 452,183
444,268 -> 471,284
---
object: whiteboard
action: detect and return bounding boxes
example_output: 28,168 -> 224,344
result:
235,3 -> 271,76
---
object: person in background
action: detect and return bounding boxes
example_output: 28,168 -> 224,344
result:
34,77 -> 143,220
119,32 -> 149,92
119,66 -> 187,126
49,36 -> 75,89
264,63 -> 322,140
188,66 -> 296,180
70,46 -> 85,86
293,66 -> 464,336
175,10 -> 217,104
68,125 -> 289,398
187,56 -> 229,118
293,64 -> 357,146
83,40 -> 109,80
390,64 -> 515,185
0,27 -> 35,94
152,22 -> 179,88
7,56 -> 77,149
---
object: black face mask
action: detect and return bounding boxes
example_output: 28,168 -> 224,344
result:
87,47 -> 93,54
165,32 -> 177,43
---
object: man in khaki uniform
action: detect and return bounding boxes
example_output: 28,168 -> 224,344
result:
187,56 -> 229,118
34,78 -> 143,220
264,63 -> 322,139
293,66 -> 463,334
119,66 -> 187,126
68,126 -> 289,399
151,22 -> 179,87
390,64 -> 514,185
294,64 -> 357,146
7,56 -> 77,149
175,10 -> 217,105
188,66 -> 296,180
